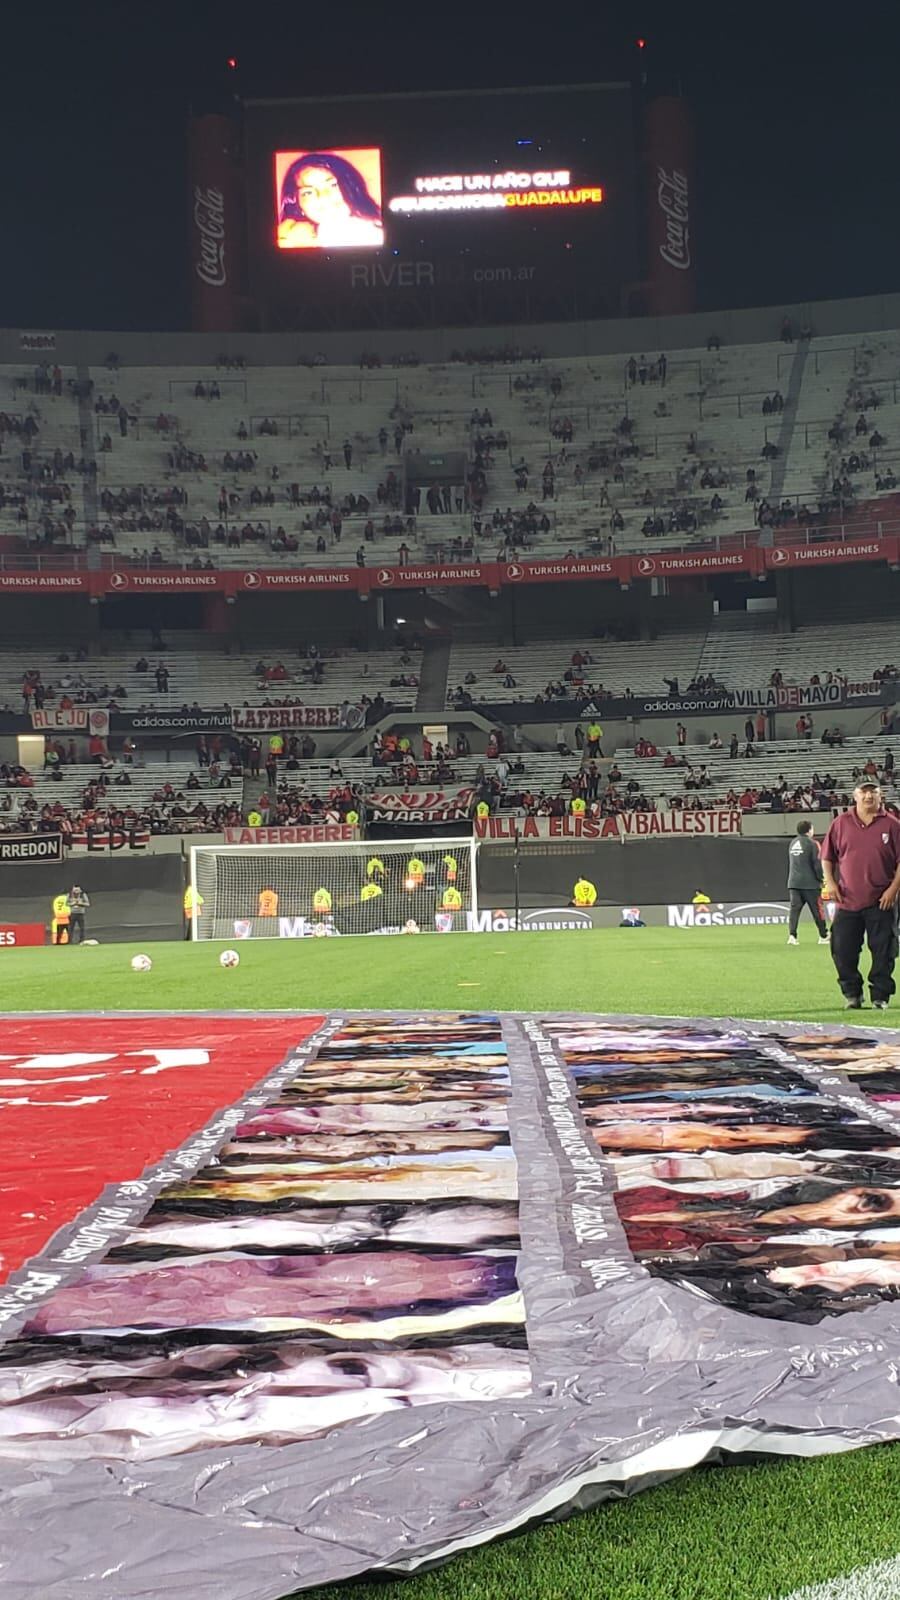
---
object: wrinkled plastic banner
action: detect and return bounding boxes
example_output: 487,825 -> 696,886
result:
4,1010 -> 900,1600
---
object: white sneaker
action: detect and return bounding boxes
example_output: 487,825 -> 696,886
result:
818,935 -> 830,944
787,935 -> 798,945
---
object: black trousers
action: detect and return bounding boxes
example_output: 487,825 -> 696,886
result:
69,912 -> 85,944
831,905 -> 899,1002
788,888 -> 826,938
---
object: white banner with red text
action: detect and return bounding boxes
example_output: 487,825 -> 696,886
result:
31,707 -> 109,735
475,809 -> 744,842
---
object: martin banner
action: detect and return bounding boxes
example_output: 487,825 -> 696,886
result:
366,787 -> 476,825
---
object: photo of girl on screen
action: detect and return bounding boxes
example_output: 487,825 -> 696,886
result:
276,149 -> 384,249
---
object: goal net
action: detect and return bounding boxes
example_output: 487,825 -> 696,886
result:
189,836 -> 480,940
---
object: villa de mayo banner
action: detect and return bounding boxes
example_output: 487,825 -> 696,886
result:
6,1011 -> 900,1600
475,809 -> 743,842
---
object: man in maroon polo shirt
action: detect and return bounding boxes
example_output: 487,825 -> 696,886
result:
821,781 -> 900,1009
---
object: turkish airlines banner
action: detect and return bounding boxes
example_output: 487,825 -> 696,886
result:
0,536 -> 897,607
630,548 -> 758,578
231,704 -> 365,732
371,564 -> 493,588
501,557 -> 625,584
367,787 -> 475,824
764,537 -> 897,570
644,95 -> 697,316
475,809 -> 743,842
104,570 -> 223,592
235,568 -> 358,592
187,114 -> 242,334
223,824 -> 359,844
0,572 -> 90,592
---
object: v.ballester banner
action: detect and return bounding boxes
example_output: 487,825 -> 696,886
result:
6,1011 -> 900,1600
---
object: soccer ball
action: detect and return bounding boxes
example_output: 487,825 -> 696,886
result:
219,949 -> 240,968
312,922 -> 329,937
130,954 -> 152,973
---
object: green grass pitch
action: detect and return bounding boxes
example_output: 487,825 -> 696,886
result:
8,925 -> 900,1600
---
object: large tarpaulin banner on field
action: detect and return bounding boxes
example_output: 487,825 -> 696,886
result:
6,1011 -> 900,1600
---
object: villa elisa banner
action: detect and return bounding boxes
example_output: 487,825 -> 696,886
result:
475,809 -> 744,842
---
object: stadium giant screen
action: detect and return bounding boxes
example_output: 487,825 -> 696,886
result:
244,83 -> 638,329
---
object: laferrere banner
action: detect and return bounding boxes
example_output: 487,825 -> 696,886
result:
231,704 -> 365,732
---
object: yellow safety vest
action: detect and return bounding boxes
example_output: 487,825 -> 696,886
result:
346,809 -> 359,826
258,889 -> 278,916
247,810 -> 263,827
367,857 -> 385,879
571,796 -> 587,815
313,887 -> 332,913
443,854 -> 458,881
475,801 -> 490,819
406,858 -> 425,885
442,886 -> 462,910
361,882 -> 383,902
573,879 -> 597,907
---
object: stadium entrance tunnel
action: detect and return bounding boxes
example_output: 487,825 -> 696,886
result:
2,1009 -> 900,1600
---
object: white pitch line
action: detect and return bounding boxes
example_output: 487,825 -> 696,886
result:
775,1555 -> 900,1600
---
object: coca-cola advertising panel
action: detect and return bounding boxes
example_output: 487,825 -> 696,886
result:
644,95 -> 697,316
188,114 -> 240,333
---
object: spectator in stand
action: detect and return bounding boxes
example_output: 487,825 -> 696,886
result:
676,722 -> 687,748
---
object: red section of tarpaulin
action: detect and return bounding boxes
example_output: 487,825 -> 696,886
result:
0,1014 -> 320,1282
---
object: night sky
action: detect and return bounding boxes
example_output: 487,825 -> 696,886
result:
3,1 -> 898,331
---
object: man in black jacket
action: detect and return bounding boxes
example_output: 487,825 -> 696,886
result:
786,820 -> 828,945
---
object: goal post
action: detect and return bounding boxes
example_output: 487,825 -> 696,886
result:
189,836 -> 480,940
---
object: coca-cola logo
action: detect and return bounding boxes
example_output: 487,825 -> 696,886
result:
194,185 -> 227,287
657,166 -> 690,271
